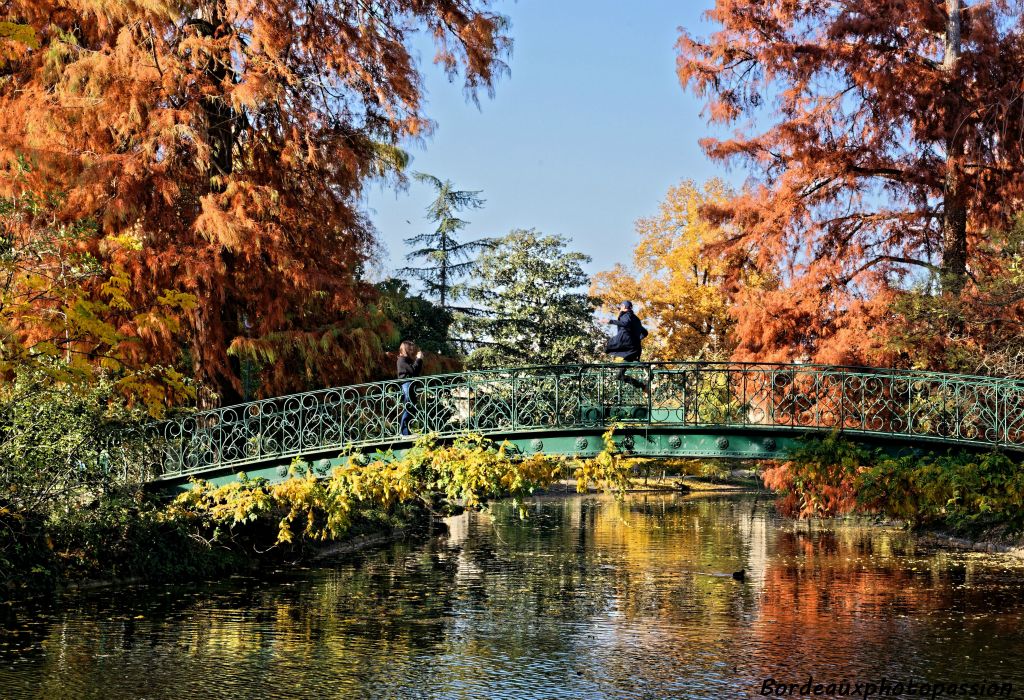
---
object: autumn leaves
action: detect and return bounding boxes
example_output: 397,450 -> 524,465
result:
673,0 -> 1024,372
3,0 -> 1024,417
0,1 -> 511,407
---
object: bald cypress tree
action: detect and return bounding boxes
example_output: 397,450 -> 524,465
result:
0,1 -> 509,403
677,0 -> 1024,365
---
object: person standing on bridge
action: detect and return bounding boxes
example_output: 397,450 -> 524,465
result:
397,340 -> 423,437
605,301 -> 649,393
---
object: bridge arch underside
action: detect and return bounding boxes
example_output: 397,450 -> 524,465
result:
154,425 -> 1009,493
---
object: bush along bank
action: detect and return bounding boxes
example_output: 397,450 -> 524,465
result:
166,430 -> 633,555
1,489 -> 251,597
0,365 -> 218,599
760,432 -> 1024,539
2,430 -> 634,600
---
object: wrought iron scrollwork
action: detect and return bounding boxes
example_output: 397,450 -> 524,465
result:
145,362 -> 1024,479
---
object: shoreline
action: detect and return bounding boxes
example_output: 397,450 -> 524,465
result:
8,484 -> 1024,604
916,530 -> 1024,558
9,524 -> 431,603
532,474 -> 765,497
540,479 -> 1024,560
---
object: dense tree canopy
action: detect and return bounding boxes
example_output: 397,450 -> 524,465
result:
0,192 -> 195,411
462,230 -> 599,368
375,278 -> 457,358
678,0 -> 1024,365
0,0 -> 509,403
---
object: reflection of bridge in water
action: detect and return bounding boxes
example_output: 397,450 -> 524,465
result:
146,362 -> 1024,489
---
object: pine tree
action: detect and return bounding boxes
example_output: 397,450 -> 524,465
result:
375,278 -> 457,357
461,230 -> 599,368
402,173 -> 493,312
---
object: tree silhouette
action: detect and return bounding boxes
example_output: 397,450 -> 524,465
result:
402,173 -> 493,313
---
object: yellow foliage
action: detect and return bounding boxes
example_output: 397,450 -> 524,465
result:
572,426 -> 633,496
0,21 -> 38,49
169,432 -> 633,547
0,196 -> 198,416
169,462 -> 353,546
99,266 -> 130,306
344,435 -> 565,511
592,179 -> 757,360
272,467 -> 352,543
332,453 -> 417,510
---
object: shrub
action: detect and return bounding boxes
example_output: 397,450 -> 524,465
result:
169,429 -> 635,552
760,432 -> 876,518
0,363 -> 154,591
759,432 -> 1024,534
859,451 -> 1024,533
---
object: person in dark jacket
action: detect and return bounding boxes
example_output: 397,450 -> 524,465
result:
397,340 -> 423,436
606,301 -> 649,392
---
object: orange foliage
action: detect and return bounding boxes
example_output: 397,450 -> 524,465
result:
677,1 -> 1024,366
0,1 -> 508,404
761,460 -> 861,519
0,193 -> 196,411
752,528 -> 953,674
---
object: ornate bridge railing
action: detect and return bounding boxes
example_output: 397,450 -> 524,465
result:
147,362 -> 1024,482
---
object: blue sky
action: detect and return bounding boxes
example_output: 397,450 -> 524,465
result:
363,0 -> 737,280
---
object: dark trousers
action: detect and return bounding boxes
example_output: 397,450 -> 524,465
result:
614,351 -> 648,392
399,381 -> 417,436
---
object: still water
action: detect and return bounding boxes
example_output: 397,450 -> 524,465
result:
3,493 -> 1024,699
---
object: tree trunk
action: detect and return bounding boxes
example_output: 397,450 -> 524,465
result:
194,2 -> 246,404
196,1 -> 235,186
941,167 -> 968,296
439,231 -> 448,311
940,0 -> 968,297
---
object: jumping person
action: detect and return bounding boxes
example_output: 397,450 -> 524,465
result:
605,301 -> 649,392
397,340 -> 423,436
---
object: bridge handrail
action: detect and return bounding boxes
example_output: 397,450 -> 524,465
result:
150,361 -> 1024,429
137,362 -> 1024,481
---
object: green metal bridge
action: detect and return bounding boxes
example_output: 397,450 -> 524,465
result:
146,362 -> 1024,488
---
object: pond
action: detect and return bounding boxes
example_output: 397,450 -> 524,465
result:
3,492 -> 1024,699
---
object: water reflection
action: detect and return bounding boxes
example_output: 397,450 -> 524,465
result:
3,493 -> 1024,699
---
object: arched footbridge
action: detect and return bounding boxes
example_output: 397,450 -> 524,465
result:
146,362 -> 1024,490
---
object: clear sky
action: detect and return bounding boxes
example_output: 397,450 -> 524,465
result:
363,0 -> 735,281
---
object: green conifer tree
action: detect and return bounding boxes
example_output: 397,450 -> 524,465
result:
461,229 -> 601,368
401,173 -> 493,313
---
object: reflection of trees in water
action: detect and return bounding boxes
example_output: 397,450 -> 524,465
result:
460,494 -> 777,693
6,496 -> 1024,698
0,599 -> 52,661
481,495 -> 766,639
750,526 -> 1024,680
3,551 -> 469,698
